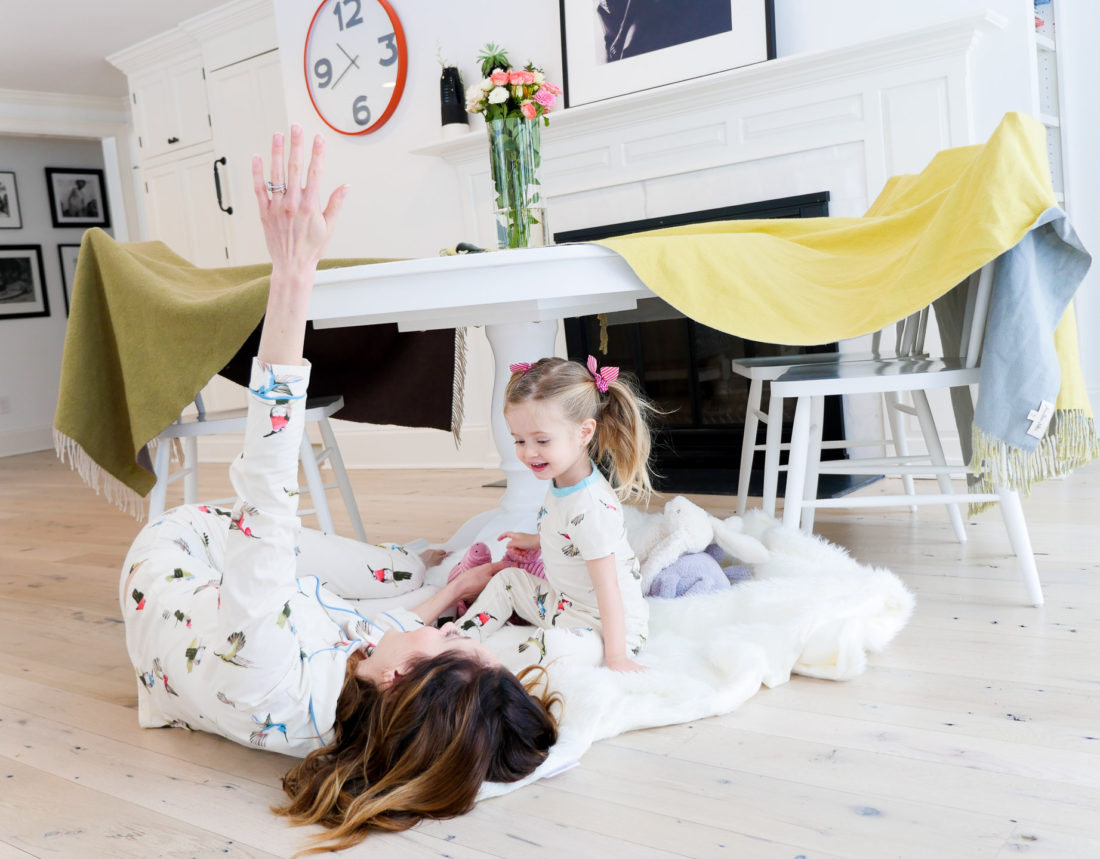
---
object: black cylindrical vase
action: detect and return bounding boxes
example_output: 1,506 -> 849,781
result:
440,66 -> 468,127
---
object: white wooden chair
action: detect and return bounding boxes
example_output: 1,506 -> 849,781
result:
767,265 -> 1043,606
731,308 -> 974,542
147,392 -> 368,542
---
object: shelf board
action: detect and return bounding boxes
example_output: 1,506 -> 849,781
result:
1035,33 -> 1056,51
1039,112 -> 1060,128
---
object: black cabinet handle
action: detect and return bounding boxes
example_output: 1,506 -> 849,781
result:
167,136 -> 179,144
213,156 -> 233,215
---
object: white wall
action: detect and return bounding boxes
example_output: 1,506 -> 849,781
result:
270,0 -> 1098,469
0,136 -> 110,455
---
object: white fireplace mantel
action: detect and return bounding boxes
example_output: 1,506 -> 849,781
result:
413,10 -> 1005,244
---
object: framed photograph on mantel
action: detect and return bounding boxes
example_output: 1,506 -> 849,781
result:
0,245 -> 50,320
45,167 -> 111,229
0,171 -> 21,229
558,0 -> 776,108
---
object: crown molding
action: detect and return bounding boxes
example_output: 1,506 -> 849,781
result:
106,28 -> 201,75
180,0 -> 275,43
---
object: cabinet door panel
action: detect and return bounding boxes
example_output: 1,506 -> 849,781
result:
143,151 -> 228,268
132,58 -> 212,160
208,51 -> 288,265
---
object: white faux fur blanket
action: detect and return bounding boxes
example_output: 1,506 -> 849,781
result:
477,509 -> 915,799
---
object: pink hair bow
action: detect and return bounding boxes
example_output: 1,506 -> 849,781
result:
586,355 -> 619,393
509,362 -> 533,375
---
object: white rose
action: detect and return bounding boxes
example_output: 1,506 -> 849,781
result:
488,86 -> 509,104
480,77 -> 494,92
533,70 -> 545,84
466,84 -> 484,103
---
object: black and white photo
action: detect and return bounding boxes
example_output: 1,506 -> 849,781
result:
45,167 -> 111,229
0,171 -> 21,229
0,245 -> 50,320
58,243 -> 81,316
559,0 -> 775,108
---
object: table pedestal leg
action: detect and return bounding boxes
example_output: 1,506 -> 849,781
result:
440,320 -> 559,554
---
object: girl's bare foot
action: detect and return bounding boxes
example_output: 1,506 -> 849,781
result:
419,548 -> 447,568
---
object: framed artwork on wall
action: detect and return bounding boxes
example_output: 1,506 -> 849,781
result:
0,171 -> 21,229
44,167 -> 111,229
558,0 -> 776,108
0,245 -> 50,320
58,243 -> 81,316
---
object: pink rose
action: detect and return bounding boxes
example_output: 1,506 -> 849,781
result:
543,82 -> 562,95
520,70 -> 536,84
509,71 -> 526,85
534,87 -> 556,108
490,70 -> 510,86
520,100 -> 537,120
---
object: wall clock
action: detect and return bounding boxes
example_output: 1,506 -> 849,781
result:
303,0 -> 408,135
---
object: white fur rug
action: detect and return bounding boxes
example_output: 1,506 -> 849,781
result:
476,509 -> 915,799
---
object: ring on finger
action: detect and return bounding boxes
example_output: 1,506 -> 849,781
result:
265,180 -> 288,194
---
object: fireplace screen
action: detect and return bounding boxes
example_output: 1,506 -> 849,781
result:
556,192 -> 865,497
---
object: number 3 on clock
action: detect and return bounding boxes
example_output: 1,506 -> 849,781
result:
303,0 -> 407,135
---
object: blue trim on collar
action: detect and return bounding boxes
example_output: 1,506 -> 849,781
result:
551,462 -> 598,497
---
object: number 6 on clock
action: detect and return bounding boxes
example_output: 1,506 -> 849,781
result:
303,0 -> 407,135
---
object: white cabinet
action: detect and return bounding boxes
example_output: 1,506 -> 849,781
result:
130,56 -> 212,160
207,50 -> 289,265
143,149 -> 230,268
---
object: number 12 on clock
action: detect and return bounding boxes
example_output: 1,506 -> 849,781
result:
304,0 -> 408,135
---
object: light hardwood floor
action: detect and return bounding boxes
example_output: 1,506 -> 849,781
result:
1,449 -> 1099,858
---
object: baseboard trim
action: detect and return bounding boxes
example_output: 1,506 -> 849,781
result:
0,425 -> 55,458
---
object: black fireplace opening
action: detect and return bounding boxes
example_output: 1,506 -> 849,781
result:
555,192 -> 877,498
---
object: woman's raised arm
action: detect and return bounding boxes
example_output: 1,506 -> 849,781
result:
251,124 -> 349,366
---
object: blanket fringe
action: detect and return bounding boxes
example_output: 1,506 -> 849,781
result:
451,326 -> 468,448
53,427 -> 147,521
968,409 -> 1100,514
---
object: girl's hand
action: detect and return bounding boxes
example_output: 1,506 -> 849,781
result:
251,125 -> 349,284
606,654 -> 647,673
498,531 -> 540,552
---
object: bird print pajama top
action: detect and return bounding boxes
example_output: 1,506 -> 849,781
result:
119,359 -> 425,757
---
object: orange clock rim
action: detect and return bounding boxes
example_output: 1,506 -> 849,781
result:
303,0 -> 408,136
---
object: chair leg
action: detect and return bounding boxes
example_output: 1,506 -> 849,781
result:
148,440 -> 171,522
801,395 -> 825,533
737,378 -> 763,515
299,430 -> 336,535
996,486 -> 1044,607
762,390 -> 785,518
783,396 -> 812,530
883,391 -> 918,511
182,436 -> 199,505
911,390 -> 968,544
317,417 -> 368,543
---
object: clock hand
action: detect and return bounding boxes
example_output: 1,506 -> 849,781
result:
337,42 -> 361,70
330,54 -> 360,91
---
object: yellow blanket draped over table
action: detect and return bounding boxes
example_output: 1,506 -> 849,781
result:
596,111 -> 1096,501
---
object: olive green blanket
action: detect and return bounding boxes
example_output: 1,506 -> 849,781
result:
53,232 -> 462,518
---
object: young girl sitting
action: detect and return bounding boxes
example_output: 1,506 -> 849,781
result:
456,356 -> 654,672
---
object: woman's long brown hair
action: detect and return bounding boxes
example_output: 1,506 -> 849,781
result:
275,651 -> 561,854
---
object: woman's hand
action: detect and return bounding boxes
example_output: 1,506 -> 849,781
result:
498,531 -> 540,552
448,559 -> 509,604
252,125 -> 348,282
251,125 -> 349,366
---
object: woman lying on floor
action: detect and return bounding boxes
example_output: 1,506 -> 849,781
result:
118,125 -> 559,854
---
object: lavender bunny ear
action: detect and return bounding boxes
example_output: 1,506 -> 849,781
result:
586,354 -> 619,393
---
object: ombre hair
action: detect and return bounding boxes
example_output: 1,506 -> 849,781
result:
275,651 -> 560,855
506,356 -> 656,503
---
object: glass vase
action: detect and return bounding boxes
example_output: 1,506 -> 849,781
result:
486,117 -> 549,249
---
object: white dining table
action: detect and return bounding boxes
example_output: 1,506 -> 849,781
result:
308,243 -> 655,552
